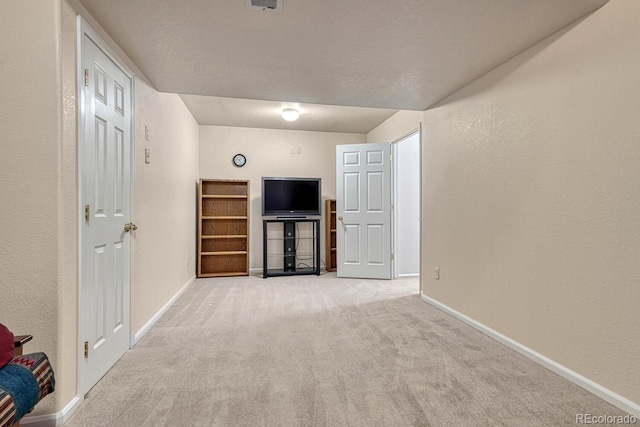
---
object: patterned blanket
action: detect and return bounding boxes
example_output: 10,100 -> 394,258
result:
0,352 -> 55,427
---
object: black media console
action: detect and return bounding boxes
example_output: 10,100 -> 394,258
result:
262,218 -> 321,278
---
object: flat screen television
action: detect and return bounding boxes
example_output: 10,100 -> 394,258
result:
262,177 -> 322,217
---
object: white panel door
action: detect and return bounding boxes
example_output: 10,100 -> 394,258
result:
80,31 -> 132,395
336,143 -> 391,279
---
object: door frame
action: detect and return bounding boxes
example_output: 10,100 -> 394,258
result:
391,126 -> 422,279
77,16 -> 136,396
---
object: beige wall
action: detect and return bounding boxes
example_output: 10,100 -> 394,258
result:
133,86 -> 199,332
199,126 -> 364,270
366,110 -> 422,143
0,1 -> 63,416
4,0 -> 637,418
59,0 -> 80,411
422,0 -> 640,405
0,0 -> 200,416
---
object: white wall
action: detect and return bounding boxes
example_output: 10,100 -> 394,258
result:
422,0 -> 640,406
199,126 -> 364,271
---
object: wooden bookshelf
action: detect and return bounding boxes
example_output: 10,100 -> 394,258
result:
325,199 -> 337,272
198,179 -> 250,277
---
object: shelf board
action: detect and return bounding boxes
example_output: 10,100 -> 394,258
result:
201,251 -> 247,256
201,235 -> 247,239
265,252 -> 317,257
202,216 -> 248,220
266,237 -> 315,241
202,195 -> 248,199
199,272 -> 248,278
264,267 -> 318,277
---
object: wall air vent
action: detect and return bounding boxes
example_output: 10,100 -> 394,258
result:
246,0 -> 281,12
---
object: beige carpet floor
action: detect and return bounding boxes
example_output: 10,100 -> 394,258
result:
65,273 -> 628,426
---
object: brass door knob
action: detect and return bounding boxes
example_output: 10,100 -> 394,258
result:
338,216 -> 343,221
124,223 -> 138,232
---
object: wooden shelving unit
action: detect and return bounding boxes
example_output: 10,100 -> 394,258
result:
198,179 -> 249,277
325,199 -> 337,272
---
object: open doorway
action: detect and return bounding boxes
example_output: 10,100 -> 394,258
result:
392,131 -> 421,279
334,131 -> 420,282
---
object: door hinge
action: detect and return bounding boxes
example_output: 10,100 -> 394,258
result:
84,341 -> 89,359
84,68 -> 89,86
390,203 -> 394,211
84,205 -> 90,222
391,253 -> 395,261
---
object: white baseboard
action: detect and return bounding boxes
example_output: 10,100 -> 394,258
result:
21,395 -> 82,427
420,293 -> 640,418
134,275 -> 196,344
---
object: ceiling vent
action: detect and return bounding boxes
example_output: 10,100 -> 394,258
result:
246,0 -> 281,12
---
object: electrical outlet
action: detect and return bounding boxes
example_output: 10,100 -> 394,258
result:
434,267 -> 440,280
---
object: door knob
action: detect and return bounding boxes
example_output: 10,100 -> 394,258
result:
338,216 -> 343,221
124,223 -> 138,232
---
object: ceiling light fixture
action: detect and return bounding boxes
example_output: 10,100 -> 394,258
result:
282,108 -> 300,121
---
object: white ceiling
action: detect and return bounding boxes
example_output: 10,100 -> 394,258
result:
79,0 -> 607,133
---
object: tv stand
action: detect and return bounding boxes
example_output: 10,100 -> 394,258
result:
263,218 -> 320,278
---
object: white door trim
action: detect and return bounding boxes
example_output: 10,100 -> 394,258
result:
392,142 -> 398,278
77,16 -> 135,396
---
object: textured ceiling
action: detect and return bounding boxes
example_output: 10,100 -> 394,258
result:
79,0 -> 607,131
179,95 -> 397,133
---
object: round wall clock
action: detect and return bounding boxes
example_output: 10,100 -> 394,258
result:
232,153 -> 246,167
